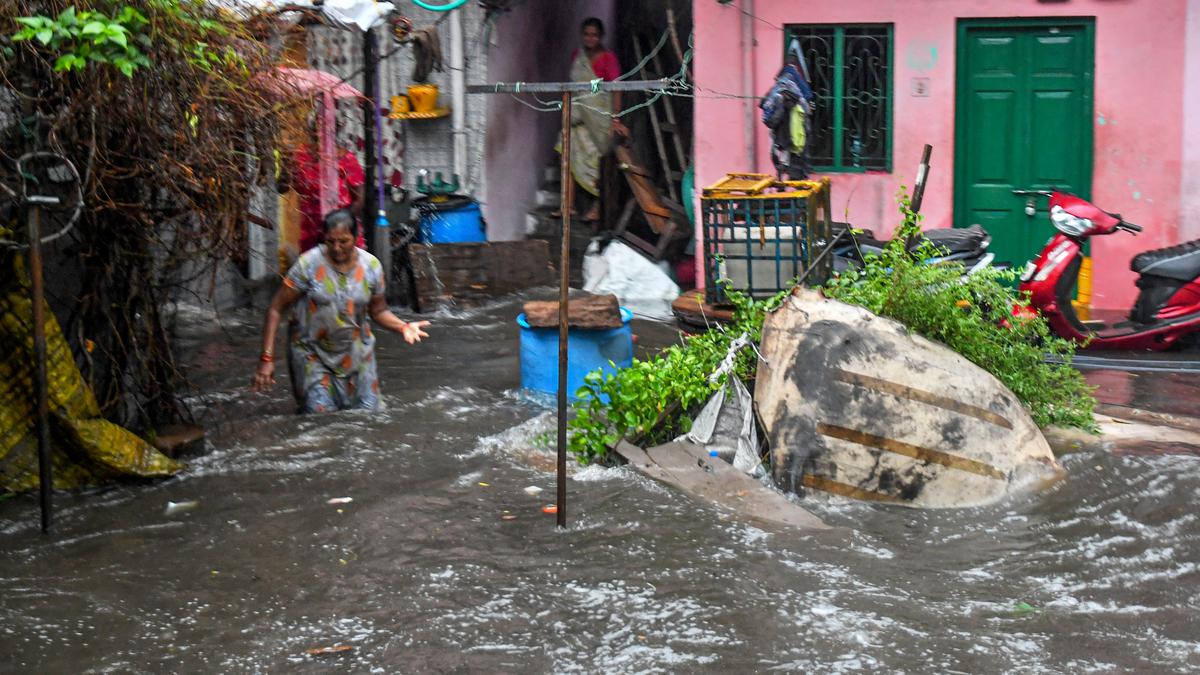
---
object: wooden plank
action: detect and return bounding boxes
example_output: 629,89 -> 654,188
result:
614,441 -> 828,530
522,294 -> 622,329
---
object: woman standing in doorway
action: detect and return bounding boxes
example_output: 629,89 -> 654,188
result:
557,16 -> 628,224
251,209 -> 430,413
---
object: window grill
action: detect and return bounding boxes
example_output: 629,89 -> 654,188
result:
788,24 -> 893,172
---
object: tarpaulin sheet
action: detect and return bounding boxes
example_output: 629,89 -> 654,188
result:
0,257 -> 183,492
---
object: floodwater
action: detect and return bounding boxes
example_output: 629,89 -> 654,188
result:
2,294 -> 1198,673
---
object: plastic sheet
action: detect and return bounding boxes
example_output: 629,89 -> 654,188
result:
681,378 -> 764,478
582,240 -> 680,321
0,257 -> 183,492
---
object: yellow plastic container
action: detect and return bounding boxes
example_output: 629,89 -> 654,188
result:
407,84 -> 439,113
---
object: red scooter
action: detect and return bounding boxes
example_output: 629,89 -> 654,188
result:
1017,191 -> 1200,351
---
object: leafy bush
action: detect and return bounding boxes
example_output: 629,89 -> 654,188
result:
568,288 -> 783,465
13,5 -> 151,75
823,189 -> 1096,430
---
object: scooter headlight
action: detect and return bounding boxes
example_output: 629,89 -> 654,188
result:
1050,205 -> 1092,237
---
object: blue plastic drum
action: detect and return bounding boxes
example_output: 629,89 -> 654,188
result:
517,308 -> 634,400
416,195 -> 486,244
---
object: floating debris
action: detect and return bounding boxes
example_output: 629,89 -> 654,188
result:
326,497 -> 353,505
164,500 -> 199,516
523,486 -> 543,496
1013,601 -> 1039,617
306,645 -> 354,657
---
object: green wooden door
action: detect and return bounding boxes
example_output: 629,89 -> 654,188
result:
954,19 -> 1094,267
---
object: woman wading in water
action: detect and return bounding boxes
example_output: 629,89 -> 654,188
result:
252,209 -> 430,412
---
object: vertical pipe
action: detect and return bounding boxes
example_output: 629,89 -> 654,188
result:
29,207 -> 51,533
372,30 -> 391,291
740,0 -> 757,171
450,8 -> 468,186
556,92 -> 572,529
362,27 -> 378,251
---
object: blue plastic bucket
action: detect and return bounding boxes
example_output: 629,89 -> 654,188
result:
417,196 -> 486,243
517,307 -> 634,401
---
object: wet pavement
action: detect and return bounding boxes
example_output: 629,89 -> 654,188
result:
1,293 -> 1199,672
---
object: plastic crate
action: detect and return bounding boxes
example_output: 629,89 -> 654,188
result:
701,174 -> 834,304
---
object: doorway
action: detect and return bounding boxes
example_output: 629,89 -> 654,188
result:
953,18 -> 1094,268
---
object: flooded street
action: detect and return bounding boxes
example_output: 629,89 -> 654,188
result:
2,294 -> 1198,672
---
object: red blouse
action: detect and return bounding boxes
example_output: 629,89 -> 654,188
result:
571,49 -> 621,81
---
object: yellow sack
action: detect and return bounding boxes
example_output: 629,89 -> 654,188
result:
0,256 -> 183,492
789,104 -> 807,154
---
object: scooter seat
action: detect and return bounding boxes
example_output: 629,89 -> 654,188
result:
921,225 -> 987,255
1130,238 -> 1200,281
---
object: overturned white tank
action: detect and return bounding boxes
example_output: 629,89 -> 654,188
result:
755,289 -> 1060,508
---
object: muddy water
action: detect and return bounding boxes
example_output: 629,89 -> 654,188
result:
2,296 -> 1198,672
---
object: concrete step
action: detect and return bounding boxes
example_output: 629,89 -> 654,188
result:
534,188 -> 561,208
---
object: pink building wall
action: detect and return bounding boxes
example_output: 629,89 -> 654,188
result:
484,1 -> 617,241
1184,0 -> 1200,242
693,0 -> 1191,310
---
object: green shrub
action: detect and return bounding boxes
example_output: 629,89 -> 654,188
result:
823,189 -> 1095,430
568,287 -> 782,465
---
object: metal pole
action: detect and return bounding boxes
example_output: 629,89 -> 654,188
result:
370,28 -> 391,291
361,26 -> 378,251
911,144 -> 933,215
556,91 -> 572,529
28,206 -> 52,533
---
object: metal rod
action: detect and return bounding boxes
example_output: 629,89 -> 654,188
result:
29,206 -> 52,533
361,26 -> 378,250
466,79 -> 670,94
791,228 -> 848,288
911,144 -> 933,215
556,91 -> 572,529
369,27 -> 391,296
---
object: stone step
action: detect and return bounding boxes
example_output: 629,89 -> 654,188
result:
534,188 -> 561,208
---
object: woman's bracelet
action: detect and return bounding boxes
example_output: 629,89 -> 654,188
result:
260,350 -> 274,363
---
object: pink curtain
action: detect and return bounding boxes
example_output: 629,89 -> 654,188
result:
319,92 -> 338,217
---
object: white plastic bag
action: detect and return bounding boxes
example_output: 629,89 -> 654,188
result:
681,378 -> 764,477
582,240 -> 680,321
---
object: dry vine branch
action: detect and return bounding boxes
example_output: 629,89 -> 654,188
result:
1,0 -> 308,429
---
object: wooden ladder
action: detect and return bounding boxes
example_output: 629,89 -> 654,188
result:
631,32 -> 688,202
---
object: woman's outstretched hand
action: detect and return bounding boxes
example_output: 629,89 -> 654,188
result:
400,320 -> 431,345
252,361 -> 276,392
